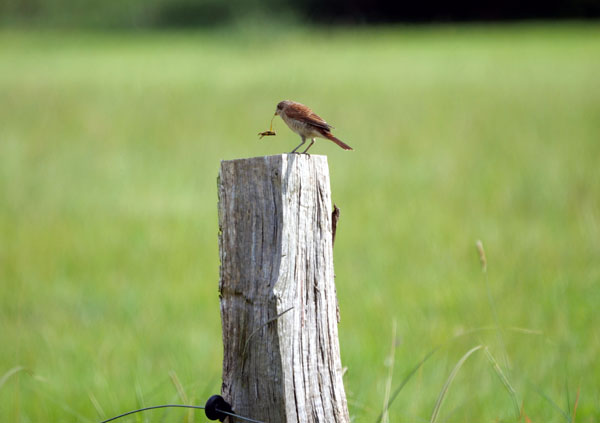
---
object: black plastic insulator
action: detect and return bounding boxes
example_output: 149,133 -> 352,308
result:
205,395 -> 233,422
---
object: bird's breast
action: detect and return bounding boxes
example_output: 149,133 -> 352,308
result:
281,114 -> 320,137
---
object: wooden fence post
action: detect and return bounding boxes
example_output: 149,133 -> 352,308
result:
217,154 -> 350,423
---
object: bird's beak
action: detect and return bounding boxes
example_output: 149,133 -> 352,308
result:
274,111 -> 278,116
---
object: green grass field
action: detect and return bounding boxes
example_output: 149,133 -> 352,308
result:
1,23 -> 599,422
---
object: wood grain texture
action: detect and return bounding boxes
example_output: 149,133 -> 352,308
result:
218,154 -> 349,423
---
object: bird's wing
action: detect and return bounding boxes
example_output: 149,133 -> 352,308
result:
286,102 -> 334,130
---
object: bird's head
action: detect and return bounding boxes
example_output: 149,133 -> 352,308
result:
275,100 -> 291,116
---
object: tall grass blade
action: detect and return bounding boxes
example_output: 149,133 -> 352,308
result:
135,381 -> 147,423
572,387 -> 580,423
430,345 -> 483,423
530,383 -> 571,422
0,366 -> 26,390
89,392 -> 106,419
169,370 -> 192,422
476,240 -> 511,372
375,347 -> 440,423
484,347 -> 520,419
564,373 -> 571,417
507,327 -> 543,335
381,319 -> 397,423
169,370 -> 188,404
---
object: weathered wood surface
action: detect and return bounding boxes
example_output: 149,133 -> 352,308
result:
218,154 -> 349,423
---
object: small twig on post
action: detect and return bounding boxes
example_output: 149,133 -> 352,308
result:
332,204 -> 340,247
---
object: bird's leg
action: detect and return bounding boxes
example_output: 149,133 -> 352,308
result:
302,138 -> 315,155
290,136 -> 306,154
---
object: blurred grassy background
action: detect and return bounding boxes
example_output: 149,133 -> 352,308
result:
1,23 -> 599,422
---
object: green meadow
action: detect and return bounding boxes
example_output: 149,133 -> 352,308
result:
1,24 -> 599,422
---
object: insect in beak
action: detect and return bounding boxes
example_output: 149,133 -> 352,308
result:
258,115 -> 277,139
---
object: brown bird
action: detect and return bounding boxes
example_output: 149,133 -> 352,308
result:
274,100 -> 353,154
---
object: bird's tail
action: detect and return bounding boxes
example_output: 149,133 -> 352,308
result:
322,131 -> 353,151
